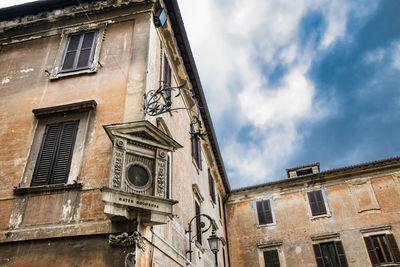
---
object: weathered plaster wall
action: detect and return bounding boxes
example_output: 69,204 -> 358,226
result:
226,172 -> 400,267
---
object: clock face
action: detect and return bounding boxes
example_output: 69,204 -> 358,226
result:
127,165 -> 149,187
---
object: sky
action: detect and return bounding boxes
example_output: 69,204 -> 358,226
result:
178,0 -> 400,189
1,0 -> 399,189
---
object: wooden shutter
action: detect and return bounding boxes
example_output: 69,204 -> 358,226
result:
218,195 -> 222,219
308,191 -> 326,216
166,154 -> 170,199
31,121 -> 78,186
263,250 -> 280,267
256,200 -> 273,225
209,169 -> 216,203
315,190 -> 327,214
387,234 -> 400,263
31,123 -> 62,186
195,201 -> 202,244
313,244 -> 325,267
364,236 -> 379,265
334,241 -> 348,267
197,137 -> 202,170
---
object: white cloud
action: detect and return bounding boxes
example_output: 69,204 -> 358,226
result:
0,0 -> 37,8
178,0 -> 377,187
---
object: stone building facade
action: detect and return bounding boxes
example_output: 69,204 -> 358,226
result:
226,158 -> 400,267
1,1 -> 400,267
0,0 -> 230,266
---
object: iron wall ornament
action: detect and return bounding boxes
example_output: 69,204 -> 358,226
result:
185,213 -> 220,264
144,83 -> 206,139
109,231 -> 146,267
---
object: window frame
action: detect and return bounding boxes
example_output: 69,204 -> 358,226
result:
306,189 -> 331,219
257,241 -> 285,267
191,134 -> 202,170
49,24 -> 106,80
313,240 -> 348,267
208,168 -> 216,204
256,199 -> 276,226
363,232 -> 400,266
20,100 -> 96,189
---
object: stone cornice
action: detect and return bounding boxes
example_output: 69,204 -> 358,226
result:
230,156 -> 400,196
0,0 -> 150,31
32,100 -> 97,118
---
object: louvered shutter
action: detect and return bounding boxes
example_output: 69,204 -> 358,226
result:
308,191 -> 319,216
31,121 -> 78,186
387,234 -> 400,263
197,137 -> 202,170
315,190 -> 327,215
364,236 -> 379,265
334,241 -> 348,267
195,202 -> 202,244
256,200 -> 273,225
313,244 -> 325,267
31,123 -> 62,186
209,169 -> 215,203
50,121 -> 79,184
166,154 -> 170,199
263,250 -> 280,267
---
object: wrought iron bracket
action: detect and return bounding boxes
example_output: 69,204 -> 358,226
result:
185,213 -> 215,262
144,82 -> 206,139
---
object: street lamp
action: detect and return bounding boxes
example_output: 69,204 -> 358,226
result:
185,213 -> 220,265
207,229 -> 221,266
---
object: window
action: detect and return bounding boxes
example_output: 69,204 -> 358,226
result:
195,201 -> 202,245
60,31 -> 98,73
256,200 -> 274,225
208,169 -> 216,203
308,190 -> 327,216
191,134 -> 202,170
50,25 -> 105,79
313,241 -> 348,267
218,194 -> 222,219
263,250 -> 280,267
20,100 -> 96,189
296,168 -> 313,176
162,53 -> 172,105
31,121 -> 79,186
222,247 -> 227,267
364,234 -> 400,265
166,152 -> 171,199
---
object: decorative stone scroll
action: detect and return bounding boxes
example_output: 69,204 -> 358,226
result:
109,231 -> 146,267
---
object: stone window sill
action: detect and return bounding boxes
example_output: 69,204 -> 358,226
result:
311,213 -> 331,220
13,183 -> 83,195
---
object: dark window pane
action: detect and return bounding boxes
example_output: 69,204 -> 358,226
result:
263,250 -> 280,267
77,49 -> 91,69
296,168 -> 312,176
81,32 -> 95,49
380,236 -> 393,262
372,236 -> 385,263
62,51 -> 77,70
320,242 -> 340,267
67,34 -> 81,51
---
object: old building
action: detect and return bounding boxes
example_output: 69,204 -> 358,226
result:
226,158 -> 400,267
0,0 -> 230,266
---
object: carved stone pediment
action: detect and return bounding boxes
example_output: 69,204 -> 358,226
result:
102,120 -> 181,225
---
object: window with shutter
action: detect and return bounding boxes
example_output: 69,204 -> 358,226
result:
364,234 -> 400,265
166,153 -> 171,199
263,249 -> 280,267
60,31 -> 97,73
218,194 -> 222,219
256,200 -> 274,225
209,169 -> 216,203
195,201 -> 202,244
191,134 -> 202,170
313,241 -> 348,267
162,53 -> 172,103
31,120 -> 79,186
308,190 -> 327,216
